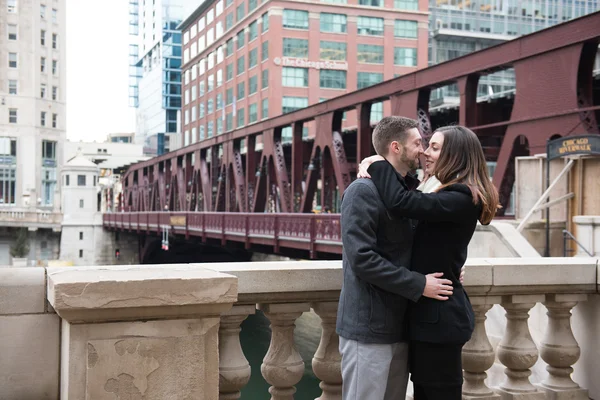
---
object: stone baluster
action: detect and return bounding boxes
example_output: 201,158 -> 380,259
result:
219,305 -> 256,400
259,302 -> 310,400
539,294 -> 589,399
496,295 -> 545,399
462,297 -> 501,400
311,302 -> 342,400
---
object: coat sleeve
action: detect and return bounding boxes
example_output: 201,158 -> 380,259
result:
366,161 -> 475,222
341,181 -> 425,302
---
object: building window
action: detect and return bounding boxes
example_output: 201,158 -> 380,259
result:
261,98 -> 269,119
226,63 -> 234,80
237,30 -> 245,49
320,41 -> 347,60
394,20 -> 418,38
8,80 -> 17,95
79,199 -> 84,208
249,103 -> 258,123
249,0 -> 257,11
52,113 -> 57,128
216,93 -> 223,110
320,13 -> 347,33
394,0 -> 418,9
79,250 -> 83,258
282,67 -> 308,87
199,81 -> 205,96
52,8 -> 57,23
394,47 -> 417,66
41,57 -> 46,72
358,44 -> 384,64
282,97 -> 308,114
236,3 -> 245,22
262,12 -> 269,32
41,30 -> 46,45
262,69 -> 269,88
371,102 -> 383,122
262,41 -> 269,61
237,108 -> 245,127
357,16 -> 384,35
283,10 -> 309,29
40,4 -> 46,18
226,88 -> 234,105
65,175 -> 69,186
41,164 -> 56,207
249,75 -> 258,94
226,112 -> 233,131
207,99 -> 214,114
226,12 -> 234,30
237,56 -> 245,75
41,112 -> 47,126
226,39 -> 234,56
249,49 -> 258,68
9,53 -> 17,68
248,21 -> 258,42
0,137 -> 17,204
208,121 -> 214,137
283,38 -> 309,58
200,125 -> 205,140
199,103 -> 205,118
77,175 -> 86,186
52,33 -> 58,49
357,72 -> 384,89
359,0 -> 383,5
41,84 -> 47,99
9,109 -> 17,124
79,232 -> 83,240
320,70 -> 347,89
7,0 -> 17,13
8,24 -> 17,40
52,60 -> 58,75
237,82 -> 245,99
52,86 -> 58,100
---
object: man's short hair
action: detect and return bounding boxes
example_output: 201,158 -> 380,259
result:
372,116 -> 419,156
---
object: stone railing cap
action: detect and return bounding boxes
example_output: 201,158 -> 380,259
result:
47,265 -> 238,323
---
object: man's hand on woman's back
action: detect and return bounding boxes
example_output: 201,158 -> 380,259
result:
423,272 -> 453,300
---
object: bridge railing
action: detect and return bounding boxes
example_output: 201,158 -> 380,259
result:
7,258 -> 598,398
104,211 -> 342,256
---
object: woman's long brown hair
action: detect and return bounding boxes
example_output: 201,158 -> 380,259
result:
432,126 -> 500,225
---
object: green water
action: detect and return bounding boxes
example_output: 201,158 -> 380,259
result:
240,310 -> 323,399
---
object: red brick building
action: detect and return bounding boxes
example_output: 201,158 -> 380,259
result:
179,0 -> 429,145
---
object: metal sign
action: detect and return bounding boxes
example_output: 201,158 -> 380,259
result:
547,135 -> 600,161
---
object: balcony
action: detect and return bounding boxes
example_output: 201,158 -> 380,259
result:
0,209 -> 62,230
2,258 -> 599,399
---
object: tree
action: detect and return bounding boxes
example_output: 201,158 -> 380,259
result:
10,228 -> 30,258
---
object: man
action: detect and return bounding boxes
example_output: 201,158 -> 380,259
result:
336,116 -> 454,399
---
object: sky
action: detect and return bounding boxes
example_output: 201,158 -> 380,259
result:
66,0 -> 136,142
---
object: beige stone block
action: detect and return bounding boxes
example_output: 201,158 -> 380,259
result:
463,260 -> 493,295
61,317 -> 220,400
47,265 -> 238,322
0,267 -> 46,314
0,314 -> 60,399
496,389 -> 546,400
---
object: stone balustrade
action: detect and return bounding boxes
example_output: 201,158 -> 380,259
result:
0,258 -> 598,399
0,208 -> 62,229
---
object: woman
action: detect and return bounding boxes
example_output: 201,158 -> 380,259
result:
358,125 -> 499,400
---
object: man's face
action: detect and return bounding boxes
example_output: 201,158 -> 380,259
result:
398,128 -> 423,171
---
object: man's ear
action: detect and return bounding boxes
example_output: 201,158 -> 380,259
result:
390,141 -> 401,154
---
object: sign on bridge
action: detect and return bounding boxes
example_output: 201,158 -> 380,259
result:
547,135 -> 600,161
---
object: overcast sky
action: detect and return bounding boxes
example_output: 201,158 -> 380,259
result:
66,0 -> 135,142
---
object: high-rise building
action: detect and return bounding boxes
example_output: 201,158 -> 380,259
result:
428,0 -> 600,104
0,0 -> 66,265
129,0 -> 188,156
178,0 -> 429,146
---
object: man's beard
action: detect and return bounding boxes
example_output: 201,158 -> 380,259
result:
401,149 -> 420,171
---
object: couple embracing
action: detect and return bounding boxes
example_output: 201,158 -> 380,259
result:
336,116 -> 499,400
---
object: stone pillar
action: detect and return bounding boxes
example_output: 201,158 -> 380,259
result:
258,302 -> 310,400
47,265 -> 238,400
462,297 -> 501,400
311,301 -> 342,400
496,295 -> 545,400
539,294 -> 589,400
219,305 -> 255,400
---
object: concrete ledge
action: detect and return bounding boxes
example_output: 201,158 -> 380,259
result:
47,265 -> 238,323
573,215 -> 600,224
0,268 -> 47,315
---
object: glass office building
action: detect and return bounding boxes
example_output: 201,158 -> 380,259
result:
129,0 -> 186,156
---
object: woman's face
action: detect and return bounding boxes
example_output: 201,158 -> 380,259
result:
424,131 -> 444,175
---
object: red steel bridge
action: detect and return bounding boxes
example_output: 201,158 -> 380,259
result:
104,13 -> 600,259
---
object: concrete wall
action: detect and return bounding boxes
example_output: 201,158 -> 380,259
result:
469,222 -> 541,258
0,268 -> 60,399
93,228 -> 139,266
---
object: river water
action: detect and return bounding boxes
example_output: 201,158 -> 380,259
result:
240,310 -> 323,399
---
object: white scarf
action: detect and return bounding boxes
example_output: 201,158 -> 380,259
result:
417,175 -> 442,193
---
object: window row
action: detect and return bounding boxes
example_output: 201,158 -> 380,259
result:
6,81 -> 59,100
7,109 -> 59,128
321,0 -> 419,9
283,10 -> 419,38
